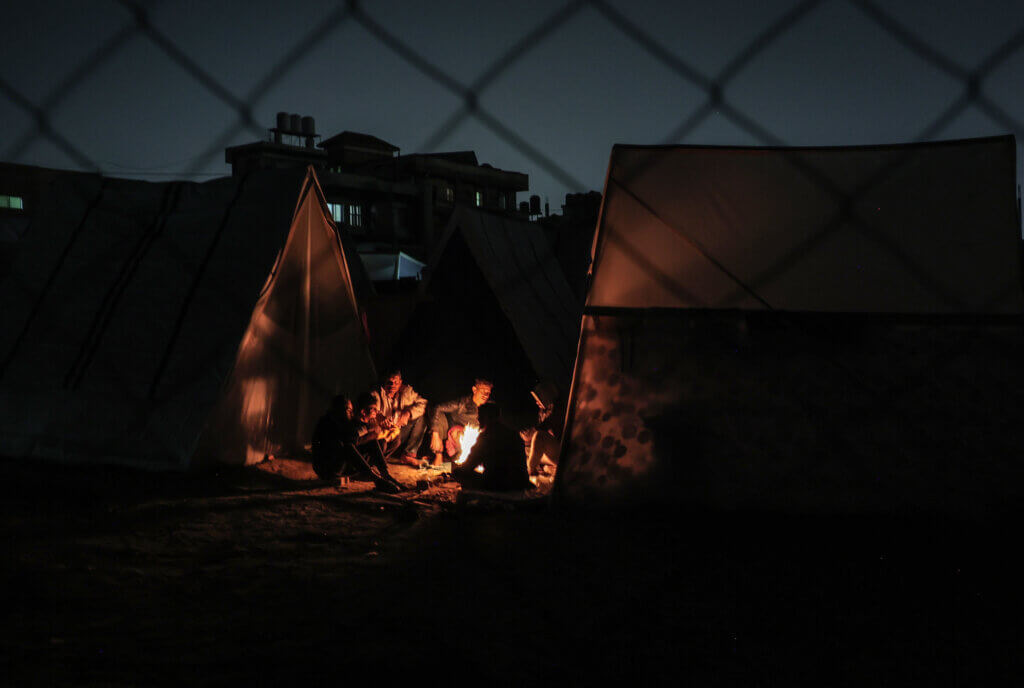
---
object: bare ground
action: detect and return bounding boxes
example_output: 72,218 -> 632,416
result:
1,457 -> 1022,686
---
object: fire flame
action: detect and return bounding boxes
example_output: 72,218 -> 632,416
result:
455,424 -> 481,466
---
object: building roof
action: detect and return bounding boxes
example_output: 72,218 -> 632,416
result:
417,151 -> 478,165
319,131 -> 399,153
395,154 -> 529,190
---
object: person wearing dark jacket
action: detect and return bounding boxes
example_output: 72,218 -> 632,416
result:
453,402 -> 532,492
311,394 -> 404,493
428,378 -> 492,466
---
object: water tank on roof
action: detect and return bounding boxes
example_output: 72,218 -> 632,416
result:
529,194 -> 541,216
289,113 -> 301,133
276,112 -> 289,131
301,116 -> 316,136
519,201 -> 529,215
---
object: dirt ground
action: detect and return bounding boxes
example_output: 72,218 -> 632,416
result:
2,457 -> 1022,686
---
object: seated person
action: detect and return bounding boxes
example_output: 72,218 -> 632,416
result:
370,368 -> 428,467
428,378 -> 493,466
526,381 -> 565,478
311,393 -> 404,493
453,402 -> 533,492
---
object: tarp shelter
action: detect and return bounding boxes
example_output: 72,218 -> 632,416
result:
555,136 -> 1024,514
389,206 -> 580,419
0,166 -> 376,469
359,250 -> 426,283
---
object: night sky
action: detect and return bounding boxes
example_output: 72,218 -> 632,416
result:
2,0 -> 1023,209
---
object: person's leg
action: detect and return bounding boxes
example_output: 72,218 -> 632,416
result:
399,414 -> 427,462
342,444 -> 381,479
348,444 -> 403,491
430,414 -> 450,465
528,431 -> 560,475
312,447 -> 344,481
520,426 -> 537,452
358,440 -> 405,491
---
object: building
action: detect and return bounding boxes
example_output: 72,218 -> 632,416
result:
536,190 -> 603,303
225,113 -> 529,269
0,163 -> 86,281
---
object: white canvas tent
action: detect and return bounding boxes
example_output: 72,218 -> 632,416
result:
0,166 -> 376,468
555,136 -> 1024,513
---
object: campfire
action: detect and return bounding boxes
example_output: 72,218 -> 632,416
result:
454,425 -> 484,473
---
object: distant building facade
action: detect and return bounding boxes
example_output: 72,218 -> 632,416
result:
537,190 -> 603,303
0,163 -> 82,280
225,113 -> 529,263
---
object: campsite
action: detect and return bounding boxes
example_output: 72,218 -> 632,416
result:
3,135 -> 1024,684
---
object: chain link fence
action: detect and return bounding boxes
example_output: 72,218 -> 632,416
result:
2,0 -> 1022,206
2,0 -> 1024,485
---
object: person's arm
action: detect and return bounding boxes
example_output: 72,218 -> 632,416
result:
355,422 -> 374,443
452,398 -> 482,428
356,419 -> 390,444
430,397 -> 461,432
404,386 -> 427,421
434,397 -> 461,415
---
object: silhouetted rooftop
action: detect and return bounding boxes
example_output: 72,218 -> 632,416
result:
319,131 -> 399,153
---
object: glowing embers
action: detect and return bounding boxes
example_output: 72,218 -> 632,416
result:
455,424 -> 484,473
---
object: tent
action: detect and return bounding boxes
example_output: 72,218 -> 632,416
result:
359,250 -> 426,283
0,166 -> 376,469
389,206 -> 580,419
555,135 -> 1024,513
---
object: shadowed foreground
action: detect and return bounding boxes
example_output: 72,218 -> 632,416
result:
1,458 -> 1021,685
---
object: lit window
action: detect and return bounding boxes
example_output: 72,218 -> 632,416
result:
1,195 -> 24,210
326,202 -> 343,223
441,187 -> 454,203
348,204 -> 362,227
474,191 -> 482,207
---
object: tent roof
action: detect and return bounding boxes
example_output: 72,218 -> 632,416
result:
590,135 -> 1022,314
428,206 -> 581,391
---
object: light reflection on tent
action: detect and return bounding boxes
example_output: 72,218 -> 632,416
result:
0,166 -> 376,468
555,136 -> 1024,515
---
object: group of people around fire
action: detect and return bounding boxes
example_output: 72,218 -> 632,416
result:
311,369 -> 563,494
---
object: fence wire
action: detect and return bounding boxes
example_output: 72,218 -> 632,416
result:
2,0 -> 1023,457
2,0 -> 1022,194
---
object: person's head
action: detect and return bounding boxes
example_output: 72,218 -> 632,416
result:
477,402 -> 501,430
355,392 -> 379,423
471,378 -> 493,407
383,369 -> 403,396
331,394 -> 353,420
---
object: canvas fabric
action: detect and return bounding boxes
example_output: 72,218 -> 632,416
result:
589,137 -> 1021,313
392,207 -> 581,414
0,166 -> 375,468
556,137 -> 1024,512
